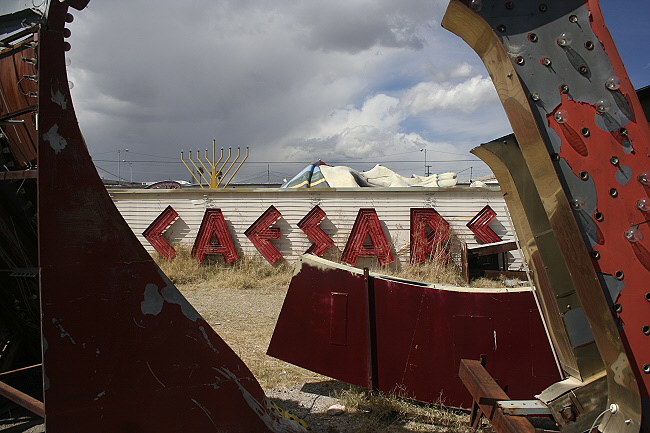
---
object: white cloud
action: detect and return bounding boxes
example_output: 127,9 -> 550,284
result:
65,0 -> 512,182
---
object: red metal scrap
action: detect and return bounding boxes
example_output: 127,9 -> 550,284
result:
245,205 -> 283,264
32,2 -> 303,431
192,208 -> 239,263
143,205 -> 179,261
341,208 -> 394,266
268,256 -> 560,407
297,205 -> 334,256
467,205 -> 502,244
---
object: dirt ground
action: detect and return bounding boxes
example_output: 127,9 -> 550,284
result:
179,282 -> 472,433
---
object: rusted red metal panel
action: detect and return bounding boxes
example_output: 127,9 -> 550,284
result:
467,205 -> 502,244
297,205 -> 334,256
245,205 -> 283,264
143,205 -> 179,261
192,208 -> 238,263
341,208 -> 394,266
35,2 -> 302,431
410,208 -> 451,264
268,256 -> 560,407
0,40 -> 38,167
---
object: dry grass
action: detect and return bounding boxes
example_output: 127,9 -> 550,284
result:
336,387 -> 476,433
154,246 -> 293,290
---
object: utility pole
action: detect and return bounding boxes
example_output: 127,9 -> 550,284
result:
267,164 -> 270,183
425,165 -> 432,176
420,148 -> 428,176
117,148 -> 128,182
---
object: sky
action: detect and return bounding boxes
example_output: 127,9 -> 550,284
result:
65,0 -> 649,185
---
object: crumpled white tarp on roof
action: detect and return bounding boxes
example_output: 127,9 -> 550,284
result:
319,164 -> 457,188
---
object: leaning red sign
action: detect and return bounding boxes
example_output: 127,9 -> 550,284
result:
143,205 -> 503,264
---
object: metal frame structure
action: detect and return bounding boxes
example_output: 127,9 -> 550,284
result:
443,0 -> 650,431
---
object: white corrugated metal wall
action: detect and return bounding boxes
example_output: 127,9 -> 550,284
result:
110,186 -> 523,269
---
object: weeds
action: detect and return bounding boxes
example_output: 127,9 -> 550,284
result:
154,246 -> 292,290
336,387 -> 474,433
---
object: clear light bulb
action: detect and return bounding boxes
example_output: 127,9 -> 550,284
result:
596,99 -> 611,113
605,76 -> 621,91
557,32 -> 573,47
469,0 -> 482,11
625,229 -> 640,243
554,110 -> 568,124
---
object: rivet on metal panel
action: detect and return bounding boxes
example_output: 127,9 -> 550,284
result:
469,0 -> 483,11
541,57 -> 552,67
580,171 -> 589,181
584,40 -> 595,50
560,84 -> 570,94
515,56 -> 525,65
571,199 -> 583,210
505,1 -> 514,10
642,326 -> 650,336
638,173 -> 649,185
581,128 -> 590,137
539,4 -> 548,12
551,152 -> 560,161
610,156 -> 620,165
620,127 -> 628,137
591,250 -> 600,260
65,13 -> 74,23
643,365 -> 650,374
636,200 -> 649,212
531,92 -> 541,102
497,24 -> 507,33
578,65 -> 589,76
528,33 -> 538,43
609,188 -> 619,198
594,211 -> 604,222
569,15 -> 578,23
646,292 -> 650,302
614,270 -> 625,281
614,303 -> 623,313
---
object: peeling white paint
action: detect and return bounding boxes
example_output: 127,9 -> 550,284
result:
141,284 -> 164,316
493,330 -> 497,351
191,398 -> 218,429
52,318 -> 76,344
51,89 -> 67,110
43,125 -> 67,154
199,326 -> 219,354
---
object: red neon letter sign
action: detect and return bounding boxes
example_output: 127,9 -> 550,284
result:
297,205 -> 334,256
341,208 -> 394,266
467,205 -> 502,244
192,209 -> 238,263
410,208 -> 451,264
245,205 -> 283,264
143,205 -> 179,261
